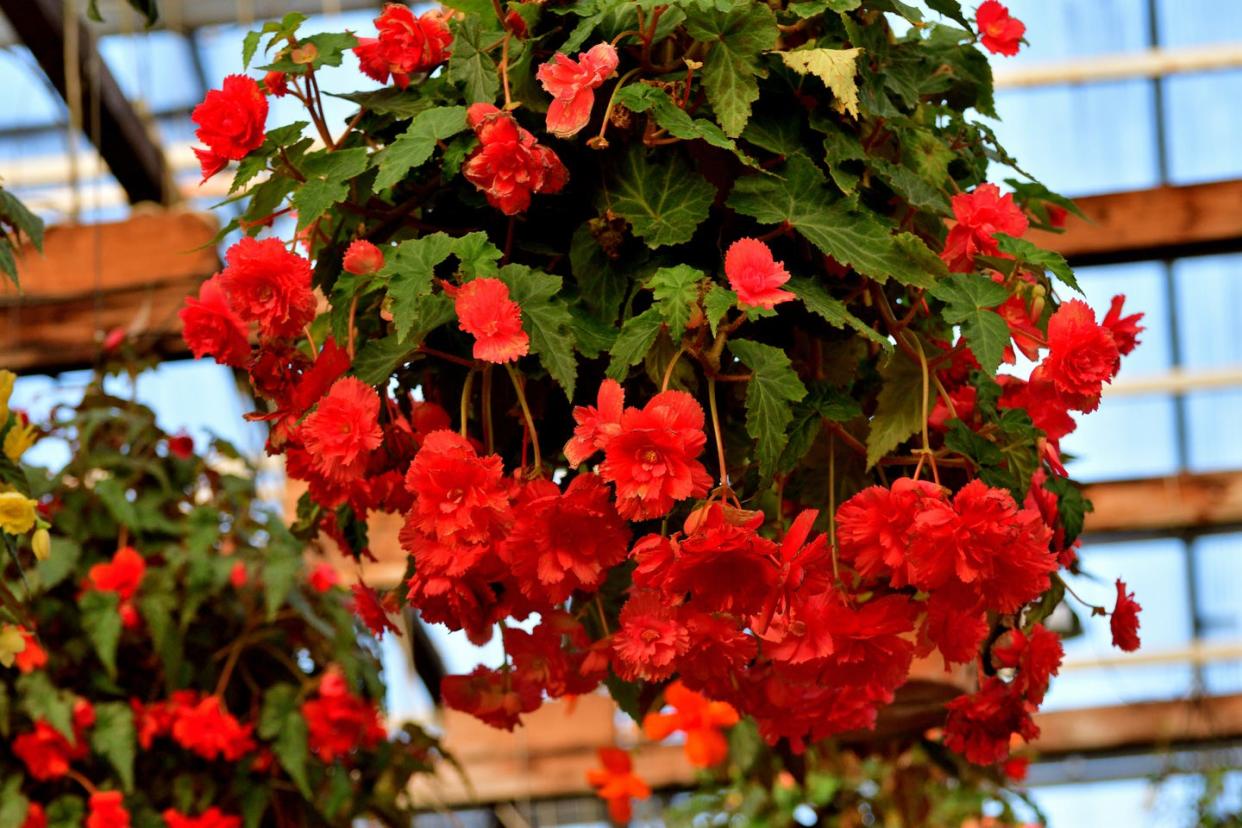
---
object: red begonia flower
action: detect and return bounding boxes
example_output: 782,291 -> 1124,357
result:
302,667 -> 386,761
13,721 -> 76,780
536,43 -> 620,137
86,792 -> 130,828
350,581 -> 402,639
87,546 -> 146,601
309,562 -> 340,593
1110,578 -> 1142,652
1041,298 -> 1120,400
354,5 -> 452,89
724,237 -> 796,310
612,590 -> 691,681
170,694 -> 256,761
643,680 -> 739,767
179,275 -> 250,368
441,665 -> 541,731
976,1 -> 1025,57
191,75 -> 267,181
462,103 -> 568,215
1102,293 -> 1145,357
342,239 -> 386,275
218,237 -> 316,340
660,503 -> 779,616
403,429 -> 511,545
993,623 -> 1063,705
586,747 -> 651,823
21,803 -> 45,828
299,377 -> 383,482
163,809 -> 242,828
941,183 -> 1028,272
14,627 -> 47,673
835,477 -> 947,588
564,378 -> 625,466
262,71 -> 288,98
449,277 -> 530,363
598,389 -> 712,520
943,676 -> 1039,765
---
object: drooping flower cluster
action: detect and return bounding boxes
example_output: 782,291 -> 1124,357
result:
462,103 -> 569,215
537,43 -> 620,137
354,4 -> 452,89
191,75 -> 268,181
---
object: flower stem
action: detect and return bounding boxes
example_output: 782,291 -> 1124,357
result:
827,429 -> 840,583
459,369 -> 477,438
708,377 -> 728,490
911,334 -> 940,486
482,365 -> 495,454
661,344 -> 687,392
505,363 -> 542,474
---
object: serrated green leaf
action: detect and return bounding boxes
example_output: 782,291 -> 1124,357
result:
996,234 -> 1081,293
944,419 -> 1003,468
382,233 -> 458,341
79,590 -> 123,677
1,188 -> 45,251
788,0 -> 860,17
242,30 -> 262,69
614,84 -> 760,168
777,48 -> 862,118
869,157 -> 950,213
0,777 -> 27,828
293,147 -> 370,230
704,284 -> 736,336
45,795 -> 85,828
260,684 -> 311,797
262,532 -> 301,621
684,0 -> 777,137
495,265 -> 578,399
570,222 -> 632,322
139,589 -> 183,687
648,265 -> 704,340
865,350 -> 927,469
447,18 -> 500,104
790,276 -> 889,347
34,536 -> 79,591
929,273 -> 1012,374
819,124 -> 866,194
728,339 -> 808,479
17,672 -> 76,741
91,702 -> 136,792
375,106 -> 469,191
729,155 -> 940,288
609,148 -> 715,249
607,307 -> 664,380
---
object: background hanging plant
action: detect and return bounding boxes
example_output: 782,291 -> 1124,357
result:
178,0 -> 1144,808
0,371 -> 443,828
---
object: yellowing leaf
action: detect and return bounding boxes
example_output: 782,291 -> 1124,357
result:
778,48 -> 863,118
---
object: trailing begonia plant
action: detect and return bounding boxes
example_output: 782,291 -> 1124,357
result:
178,0 -> 1145,814
0,371 -> 441,827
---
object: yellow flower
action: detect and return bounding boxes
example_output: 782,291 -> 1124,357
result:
0,624 -> 25,668
32,527 -> 51,561
0,369 -> 14,423
3,420 -> 36,462
0,491 -> 37,535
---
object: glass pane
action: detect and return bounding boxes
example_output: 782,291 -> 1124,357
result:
1006,0 -> 1151,61
1061,395 -> 1179,481
1078,261 -> 1172,377
1156,0 -> 1242,47
1184,388 -> 1242,472
1044,538 -> 1192,710
1194,533 -> 1242,695
1028,777 -> 1196,827
0,47 -> 66,130
991,82 -> 1160,196
1173,253 -> 1242,369
1163,70 -> 1242,185
99,30 -> 200,113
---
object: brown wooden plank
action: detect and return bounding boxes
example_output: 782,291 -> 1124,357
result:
1082,471 -> 1242,535
1,212 -> 219,372
1034,179 -> 1242,265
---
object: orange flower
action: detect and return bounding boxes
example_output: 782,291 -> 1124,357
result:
641,680 -> 739,768
586,747 -> 650,823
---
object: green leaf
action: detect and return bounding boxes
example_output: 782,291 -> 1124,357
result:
352,334 -> 417,386
139,589 -> 183,686
728,339 -> 808,480
865,350 -> 927,469
926,0 -> 972,28
609,148 -> 716,249
996,234 -> 1082,293
375,106 -> 469,191
788,0 -> 861,16
242,30 -> 263,69
93,476 -> 138,528
790,277 -> 889,348
777,48 -> 862,118
382,233 -> 458,341
607,307 -> 665,380
684,0 -> 778,137
1,188 -> 45,251
648,265 -> 704,341
869,157 -> 950,213
259,684 -> 311,797
496,265 -> 578,399
17,672 -> 76,741
0,777 -> 28,828
34,536 -> 80,591
91,702 -> 136,793
451,231 -> 503,278
703,284 -> 736,336
613,84 -> 760,168
944,419 -> 1004,469
45,796 -> 85,828
728,155 -> 940,288
570,222 -> 633,322
447,18 -> 500,104
1043,475 -> 1093,546
293,148 -> 370,230
929,274 -> 1012,374
79,590 -> 123,677
262,533 -> 301,621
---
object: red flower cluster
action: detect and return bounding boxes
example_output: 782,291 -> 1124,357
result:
586,748 -> 651,823
941,183 -> 1028,273
86,546 -> 146,628
462,104 -> 568,215
299,377 -> 384,483
13,702 -> 93,780
724,238 -> 795,310
191,75 -> 268,181
537,43 -> 620,137
86,792 -> 130,828
179,276 -> 250,368
132,692 -> 256,761
448,277 -> 530,363
13,627 -> 47,673
643,681 -> 739,767
1111,579 -> 1142,652
302,668 -> 387,761
354,5 -> 452,89
218,237 -> 317,340
163,809 -> 241,828
976,1 -> 1025,57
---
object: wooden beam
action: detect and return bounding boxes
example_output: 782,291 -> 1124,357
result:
1082,470 -> 1242,535
1034,179 -> 1242,266
1,212 -> 219,372
1034,694 -> 1242,758
0,0 -> 171,205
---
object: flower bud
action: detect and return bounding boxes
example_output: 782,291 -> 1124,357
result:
32,527 -> 51,561
343,240 -> 385,276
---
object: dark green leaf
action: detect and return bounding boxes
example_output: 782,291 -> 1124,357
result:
1,188 -> 45,251
262,533 -> 301,620
790,277 -> 889,347
865,350 -> 927,469
496,265 -> 578,399
728,339 -> 808,480
45,795 -> 85,828
293,147 -> 370,230
570,222 -> 632,322
17,672 -> 76,741
996,233 -> 1081,293
80,590 -> 123,677
614,84 -> 760,167
684,0 -> 778,137
703,284 -> 736,336
607,307 -> 664,380
260,684 -> 311,797
353,334 -> 418,386
451,231 -> 503,278
929,273 -> 1012,374
382,233 -> 458,341
925,0 -> 972,28
375,106 -> 469,190
34,537 -> 80,592
609,148 -> 716,249
647,265 -> 704,341
447,18 -> 500,104
91,702 -> 136,792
